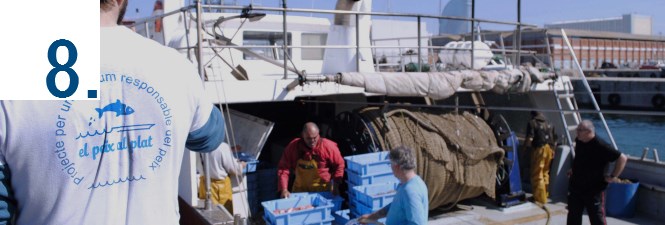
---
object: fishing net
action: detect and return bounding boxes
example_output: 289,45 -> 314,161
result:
357,107 -> 504,209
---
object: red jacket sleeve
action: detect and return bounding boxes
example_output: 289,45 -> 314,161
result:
326,140 -> 345,184
277,139 -> 299,191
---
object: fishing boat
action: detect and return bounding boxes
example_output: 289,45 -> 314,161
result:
128,1 -> 665,224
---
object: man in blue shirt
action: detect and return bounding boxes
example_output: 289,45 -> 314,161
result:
359,146 -> 428,225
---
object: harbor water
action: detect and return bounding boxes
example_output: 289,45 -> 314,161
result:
585,114 -> 665,160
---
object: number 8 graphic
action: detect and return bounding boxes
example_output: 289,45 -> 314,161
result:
46,39 -> 79,98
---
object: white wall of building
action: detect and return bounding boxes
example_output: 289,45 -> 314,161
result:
545,14 -> 652,36
630,14 -> 653,35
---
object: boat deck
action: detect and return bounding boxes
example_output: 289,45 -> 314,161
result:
429,197 -> 660,225
189,194 -> 662,225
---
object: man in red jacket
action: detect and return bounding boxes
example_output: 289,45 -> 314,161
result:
278,122 -> 345,198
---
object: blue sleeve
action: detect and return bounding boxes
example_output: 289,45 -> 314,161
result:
402,184 -> 428,225
186,108 -> 225,153
0,164 -> 15,224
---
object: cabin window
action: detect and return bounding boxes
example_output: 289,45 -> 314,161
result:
243,31 -> 292,60
302,33 -> 327,60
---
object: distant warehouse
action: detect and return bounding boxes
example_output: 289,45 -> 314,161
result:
545,14 -> 652,36
433,28 -> 665,71
431,13 -> 664,71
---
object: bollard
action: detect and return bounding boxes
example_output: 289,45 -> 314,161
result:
653,148 -> 660,163
233,214 -> 240,225
233,214 -> 247,225
640,147 -> 649,161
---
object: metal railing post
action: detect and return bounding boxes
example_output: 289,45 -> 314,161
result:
283,0 -> 288,79
356,13 -> 360,72
195,0 -> 213,211
561,29 -> 618,149
144,22 -> 150,38
516,0 -> 522,66
183,11 -> 192,60
654,148 -> 660,163
398,39 -> 404,72
417,16 -> 422,72
641,147 -> 650,160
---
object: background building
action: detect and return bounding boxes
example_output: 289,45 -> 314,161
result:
432,28 -> 665,71
438,0 -> 471,35
545,14 -> 653,36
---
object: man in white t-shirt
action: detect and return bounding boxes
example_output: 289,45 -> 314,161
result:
0,0 -> 225,224
197,142 -> 246,213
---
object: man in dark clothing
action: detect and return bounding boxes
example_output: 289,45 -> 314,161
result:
525,111 -> 557,204
567,120 -> 627,225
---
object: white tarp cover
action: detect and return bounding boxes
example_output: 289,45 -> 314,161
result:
339,66 -> 552,100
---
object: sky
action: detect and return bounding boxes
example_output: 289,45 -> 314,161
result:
125,0 -> 665,36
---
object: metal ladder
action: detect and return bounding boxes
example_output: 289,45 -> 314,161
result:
560,29 -> 618,150
553,79 -> 582,148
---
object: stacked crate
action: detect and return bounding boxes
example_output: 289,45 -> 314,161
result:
247,167 -> 278,216
262,193 -> 335,225
291,192 -> 344,213
350,183 -> 398,217
343,151 -> 398,222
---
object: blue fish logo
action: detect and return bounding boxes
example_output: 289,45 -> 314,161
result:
95,100 -> 135,118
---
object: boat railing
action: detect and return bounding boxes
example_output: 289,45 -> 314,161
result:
640,147 -> 661,163
130,2 -> 539,77
370,35 -> 538,72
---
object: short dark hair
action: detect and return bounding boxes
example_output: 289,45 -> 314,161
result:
101,0 -> 113,11
389,146 -> 416,170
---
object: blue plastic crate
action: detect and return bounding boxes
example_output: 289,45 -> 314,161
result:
257,168 -> 278,176
344,152 -> 391,176
243,160 -> 259,173
349,199 -> 379,216
315,192 -> 344,212
258,189 -> 278,201
346,170 -> 399,186
254,168 -> 278,187
347,182 -> 357,199
248,197 -> 261,215
342,209 -> 386,225
351,182 -> 398,209
333,209 -> 351,225
248,181 -> 275,193
247,173 -> 259,183
290,192 -> 344,212
247,170 -> 276,191
348,199 -> 356,211
248,189 -> 258,201
247,180 -> 259,192
264,215 -> 334,225
262,193 -> 333,225
349,210 -> 358,219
